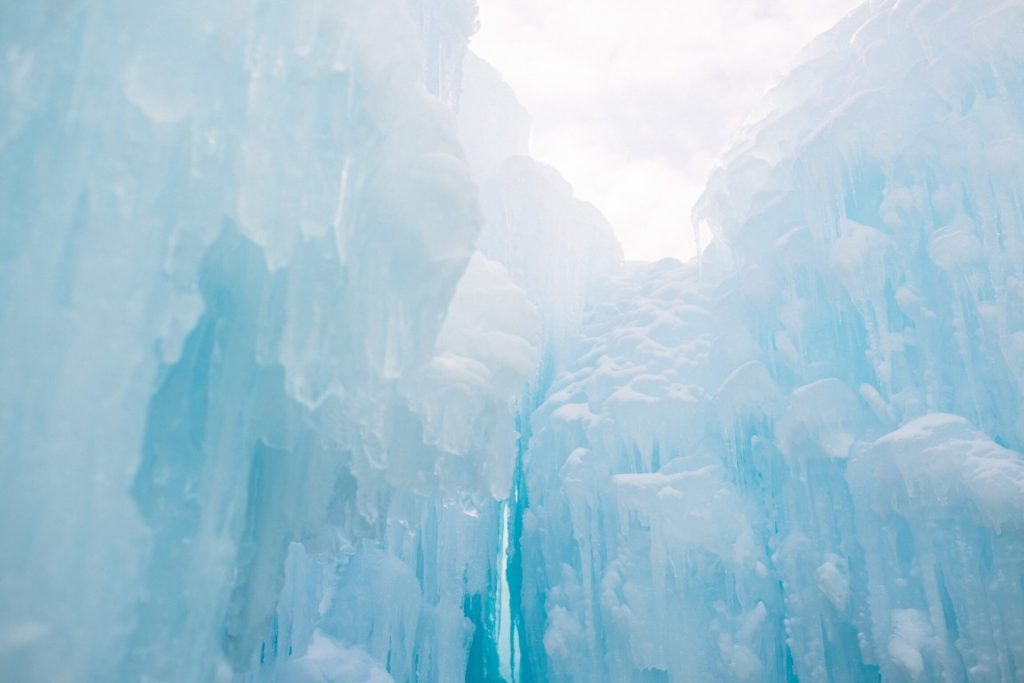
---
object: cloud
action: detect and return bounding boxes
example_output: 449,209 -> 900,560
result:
471,0 -> 863,260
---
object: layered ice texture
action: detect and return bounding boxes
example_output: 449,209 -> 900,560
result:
0,1 -> 541,680
1,0 -> 1023,682
519,1 -> 1024,681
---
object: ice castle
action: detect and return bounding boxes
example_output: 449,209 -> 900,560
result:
1,1 -> 1023,681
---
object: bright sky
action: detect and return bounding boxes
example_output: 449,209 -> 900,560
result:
471,0 -> 863,261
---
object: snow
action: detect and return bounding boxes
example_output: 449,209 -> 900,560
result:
887,609 -> 932,681
513,0 -> 1024,680
2,0 -> 1024,682
816,554 -> 851,611
281,632 -> 396,683
851,413 -> 1024,529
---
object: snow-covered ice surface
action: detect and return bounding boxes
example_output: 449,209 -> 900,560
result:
517,1 -> 1024,681
1,0 -> 1023,682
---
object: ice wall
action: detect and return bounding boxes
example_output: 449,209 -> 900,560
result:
456,52 -> 531,181
516,1 -> 1024,681
454,45 -> 626,683
456,52 -> 623,342
4,0 -> 1022,681
0,1 -> 544,681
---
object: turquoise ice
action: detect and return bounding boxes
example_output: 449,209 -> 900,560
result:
1,1 -> 1022,681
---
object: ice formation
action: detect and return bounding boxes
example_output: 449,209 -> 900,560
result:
1,0 -> 1023,682
1,1 -> 532,680
516,1 -> 1024,681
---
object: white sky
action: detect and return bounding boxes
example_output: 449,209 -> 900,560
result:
471,0 -> 863,261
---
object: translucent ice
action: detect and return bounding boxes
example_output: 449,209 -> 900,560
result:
2,0 -> 1024,681
0,1 -> 532,681
512,0 -> 1024,681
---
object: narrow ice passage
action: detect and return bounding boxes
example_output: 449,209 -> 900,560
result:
1,1 -> 1024,682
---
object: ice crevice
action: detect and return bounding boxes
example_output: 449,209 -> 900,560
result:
1,0 -> 1024,682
